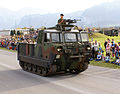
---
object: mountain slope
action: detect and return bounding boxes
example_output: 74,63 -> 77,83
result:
81,0 -> 120,27
0,0 -> 120,28
0,7 -> 50,29
17,13 -> 59,28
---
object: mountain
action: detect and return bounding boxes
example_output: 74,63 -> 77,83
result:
17,13 -> 59,28
17,11 -> 84,28
18,0 -> 120,28
17,7 -> 49,16
81,0 -> 120,27
65,11 -> 84,19
1,0 -> 120,29
0,7 -> 16,28
0,7 -> 49,29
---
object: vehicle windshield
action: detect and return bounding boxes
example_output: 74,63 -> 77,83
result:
51,32 -> 82,43
51,33 -> 62,42
81,32 -> 88,42
64,33 -> 78,42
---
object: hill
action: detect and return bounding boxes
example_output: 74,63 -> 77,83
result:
0,0 -> 120,28
0,7 -> 49,29
81,0 -> 120,27
17,11 -> 84,28
17,13 -> 59,28
18,0 -> 120,28
89,33 -> 108,39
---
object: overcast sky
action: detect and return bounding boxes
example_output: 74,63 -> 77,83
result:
0,0 -> 114,13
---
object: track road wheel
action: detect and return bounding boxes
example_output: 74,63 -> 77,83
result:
73,69 -> 81,74
24,63 -> 28,70
42,68 -> 48,76
37,66 -> 42,74
28,64 -> 32,71
80,62 -> 88,72
32,65 -> 37,73
19,61 -> 24,68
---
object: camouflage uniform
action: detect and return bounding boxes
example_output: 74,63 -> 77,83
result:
58,19 -> 66,24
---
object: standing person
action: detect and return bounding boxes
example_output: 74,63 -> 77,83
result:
106,44 -> 111,56
111,42 -> 115,57
91,42 -> 95,59
115,43 -> 119,59
58,14 -> 66,25
98,43 -> 103,54
94,40 -> 99,58
104,40 -> 107,49
107,38 -> 111,46
112,39 -> 115,44
118,42 -> 120,56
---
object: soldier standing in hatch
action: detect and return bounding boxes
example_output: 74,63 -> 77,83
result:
58,14 -> 66,24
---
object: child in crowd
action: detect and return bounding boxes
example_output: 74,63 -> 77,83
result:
115,58 -> 120,64
98,43 -> 103,54
105,54 -> 110,63
102,54 -> 105,61
114,56 -> 120,65
96,53 -> 102,61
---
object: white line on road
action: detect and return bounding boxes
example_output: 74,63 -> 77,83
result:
0,62 -> 91,94
0,63 -> 16,69
85,69 -> 117,75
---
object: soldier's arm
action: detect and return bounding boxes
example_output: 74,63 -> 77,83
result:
58,19 -> 64,24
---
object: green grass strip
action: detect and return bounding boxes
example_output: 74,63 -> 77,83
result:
90,60 -> 120,69
0,47 -> 16,52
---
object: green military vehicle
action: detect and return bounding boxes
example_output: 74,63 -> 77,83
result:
100,29 -> 118,37
18,19 -> 91,76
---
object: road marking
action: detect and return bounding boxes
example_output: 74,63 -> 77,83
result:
0,63 -> 15,69
1,62 -> 120,94
0,62 -> 91,94
85,69 -> 117,75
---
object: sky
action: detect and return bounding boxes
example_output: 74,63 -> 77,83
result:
0,0 -> 114,13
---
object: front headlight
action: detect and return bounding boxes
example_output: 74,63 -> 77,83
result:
87,47 -> 91,50
56,55 -> 61,59
57,46 -> 63,52
57,48 -> 62,52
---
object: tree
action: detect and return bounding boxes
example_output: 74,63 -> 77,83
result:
10,30 -> 14,36
17,31 -> 20,35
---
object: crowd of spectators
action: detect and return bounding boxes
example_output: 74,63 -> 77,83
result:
0,39 -> 18,50
1,29 -> 120,66
91,38 -> 120,65
0,30 -> 38,50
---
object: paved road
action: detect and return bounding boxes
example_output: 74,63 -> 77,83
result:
0,50 -> 120,94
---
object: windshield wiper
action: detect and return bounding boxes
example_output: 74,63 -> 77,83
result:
52,39 -> 59,42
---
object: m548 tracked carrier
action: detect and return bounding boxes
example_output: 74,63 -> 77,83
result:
17,19 -> 91,76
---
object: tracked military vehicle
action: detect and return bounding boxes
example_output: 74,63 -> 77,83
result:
18,19 -> 91,76
100,29 -> 118,37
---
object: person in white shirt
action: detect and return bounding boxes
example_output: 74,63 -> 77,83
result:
94,40 -> 99,58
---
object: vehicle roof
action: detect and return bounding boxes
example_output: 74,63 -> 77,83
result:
44,29 -> 80,33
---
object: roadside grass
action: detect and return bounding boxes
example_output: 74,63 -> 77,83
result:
90,60 -> 120,69
0,47 -> 16,52
89,33 -> 120,55
89,33 -> 120,69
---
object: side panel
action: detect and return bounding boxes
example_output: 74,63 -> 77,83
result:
18,43 -> 50,68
